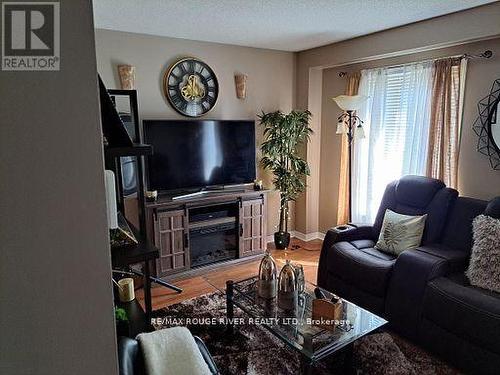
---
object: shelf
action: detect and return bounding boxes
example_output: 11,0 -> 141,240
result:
111,219 -> 159,267
189,216 -> 237,229
105,143 -> 153,158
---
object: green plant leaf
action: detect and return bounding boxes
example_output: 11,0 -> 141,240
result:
115,307 -> 128,322
259,109 -> 313,231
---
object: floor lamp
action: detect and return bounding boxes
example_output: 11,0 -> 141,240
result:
332,95 -> 369,222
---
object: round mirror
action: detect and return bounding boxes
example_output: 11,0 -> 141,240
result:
489,99 -> 500,153
473,78 -> 500,170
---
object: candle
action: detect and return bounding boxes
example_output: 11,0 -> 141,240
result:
117,278 -> 135,302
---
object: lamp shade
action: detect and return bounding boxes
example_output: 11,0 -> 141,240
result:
355,124 -> 366,140
336,120 -> 347,134
332,95 -> 369,111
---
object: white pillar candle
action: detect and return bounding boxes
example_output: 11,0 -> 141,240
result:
104,170 -> 118,229
117,278 -> 135,302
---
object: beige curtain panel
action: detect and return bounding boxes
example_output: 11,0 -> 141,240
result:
426,57 -> 466,188
337,72 -> 361,225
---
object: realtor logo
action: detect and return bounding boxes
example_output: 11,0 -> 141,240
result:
2,1 -> 60,71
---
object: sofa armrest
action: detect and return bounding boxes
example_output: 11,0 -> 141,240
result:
317,225 -> 375,288
118,335 -> 218,375
385,249 -> 451,339
194,336 -> 218,375
117,336 -> 145,375
416,244 -> 469,273
322,225 -> 375,250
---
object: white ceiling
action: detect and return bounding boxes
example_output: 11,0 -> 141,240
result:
93,0 -> 496,52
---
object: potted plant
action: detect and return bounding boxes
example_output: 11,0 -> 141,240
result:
259,110 -> 313,249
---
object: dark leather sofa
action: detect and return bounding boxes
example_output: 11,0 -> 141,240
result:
318,176 -> 500,374
117,335 -> 218,375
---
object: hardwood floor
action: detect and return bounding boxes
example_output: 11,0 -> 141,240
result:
136,238 -> 322,311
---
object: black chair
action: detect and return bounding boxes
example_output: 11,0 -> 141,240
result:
118,336 -> 219,375
317,175 -> 458,316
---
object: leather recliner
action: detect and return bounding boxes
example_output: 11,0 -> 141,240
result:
318,175 -> 458,318
117,335 -> 219,375
319,175 -> 500,374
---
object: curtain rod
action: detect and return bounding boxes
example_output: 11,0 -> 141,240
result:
338,50 -> 493,77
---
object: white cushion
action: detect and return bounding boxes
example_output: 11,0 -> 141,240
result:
375,209 -> 427,255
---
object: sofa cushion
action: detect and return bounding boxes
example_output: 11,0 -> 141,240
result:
419,318 -> 500,374
395,175 -> 444,207
466,215 -> 500,293
327,241 -> 396,297
375,209 -> 427,255
422,273 -> 500,355
351,239 -> 375,249
485,196 -> 500,219
373,176 -> 457,246
440,197 -> 488,254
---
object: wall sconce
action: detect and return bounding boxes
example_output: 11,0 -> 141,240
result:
117,65 -> 136,90
234,73 -> 247,99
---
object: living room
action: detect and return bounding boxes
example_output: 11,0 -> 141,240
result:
2,1 -> 500,374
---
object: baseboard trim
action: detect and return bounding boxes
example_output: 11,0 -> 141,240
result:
293,231 -> 325,242
266,231 -> 325,243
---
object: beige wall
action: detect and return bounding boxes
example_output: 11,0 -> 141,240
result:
296,2 -> 500,234
95,29 -> 295,235
319,38 -> 500,232
0,1 -> 118,374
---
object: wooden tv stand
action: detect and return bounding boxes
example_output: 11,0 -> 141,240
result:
145,189 -> 268,278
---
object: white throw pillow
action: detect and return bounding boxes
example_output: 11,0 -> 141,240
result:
375,209 -> 427,255
466,214 -> 500,293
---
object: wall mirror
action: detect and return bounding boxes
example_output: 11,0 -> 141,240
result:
490,99 -> 500,153
473,78 -> 500,170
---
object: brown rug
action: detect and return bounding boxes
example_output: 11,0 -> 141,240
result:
152,292 -> 460,375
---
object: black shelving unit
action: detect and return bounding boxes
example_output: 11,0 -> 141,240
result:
105,143 -> 158,325
103,88 -> 181,331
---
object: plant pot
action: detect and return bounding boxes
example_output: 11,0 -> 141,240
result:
274,231 -> 290,250
116,320 -> 130,337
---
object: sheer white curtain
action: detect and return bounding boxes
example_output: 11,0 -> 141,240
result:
352,62 -> 433,223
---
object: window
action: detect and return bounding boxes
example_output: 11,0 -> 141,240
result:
352,62 -> 434,223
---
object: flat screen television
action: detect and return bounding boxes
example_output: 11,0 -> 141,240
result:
144,120 -> 256,192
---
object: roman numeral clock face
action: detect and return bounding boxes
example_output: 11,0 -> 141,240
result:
163,58 -> 219,117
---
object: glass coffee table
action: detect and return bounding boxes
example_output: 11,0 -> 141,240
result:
226,277 -> 387,374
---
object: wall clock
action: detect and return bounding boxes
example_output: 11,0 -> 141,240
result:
163,57 -> 219,117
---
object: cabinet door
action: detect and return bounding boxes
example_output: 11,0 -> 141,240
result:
154,210 -> 189,276
239,198 -> 266,257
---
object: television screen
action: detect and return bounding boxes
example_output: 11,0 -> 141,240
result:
144,120 -> 256,191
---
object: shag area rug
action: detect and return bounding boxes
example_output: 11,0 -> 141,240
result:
152,292 -> 460,375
